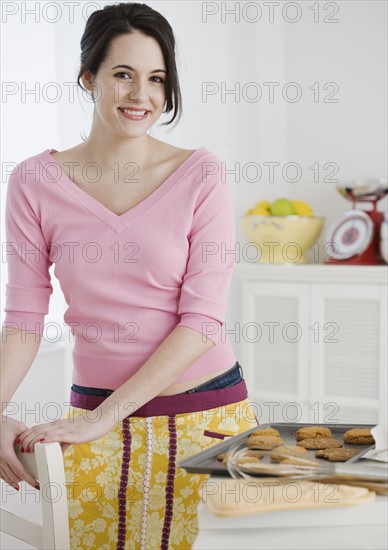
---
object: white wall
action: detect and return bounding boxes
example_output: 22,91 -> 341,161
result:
283,0 -> 387,261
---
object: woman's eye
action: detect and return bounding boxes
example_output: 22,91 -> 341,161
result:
113,73 -> 164,83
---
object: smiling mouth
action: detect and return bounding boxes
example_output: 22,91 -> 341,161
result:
118,108 -> 150,119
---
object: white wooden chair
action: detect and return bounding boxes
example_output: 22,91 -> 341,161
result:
0,442 -> 70,549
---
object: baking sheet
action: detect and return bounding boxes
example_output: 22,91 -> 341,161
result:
178,422 -> 376,476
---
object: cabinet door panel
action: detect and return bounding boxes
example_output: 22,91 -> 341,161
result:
241,281 -> 309,402
310,284 -> 382,416
308,401 -> 379,424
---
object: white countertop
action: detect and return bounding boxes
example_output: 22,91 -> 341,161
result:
193,476 -> 388,550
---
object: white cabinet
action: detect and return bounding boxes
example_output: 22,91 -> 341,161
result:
228,264 -> 387,425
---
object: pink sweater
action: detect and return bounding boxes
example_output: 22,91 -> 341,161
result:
2,147 -> 238,388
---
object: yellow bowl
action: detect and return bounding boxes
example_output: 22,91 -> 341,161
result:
241,215 -> 325,264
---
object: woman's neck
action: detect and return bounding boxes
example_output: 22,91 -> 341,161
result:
78,132 -> 158,169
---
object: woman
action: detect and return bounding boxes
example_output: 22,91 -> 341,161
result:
0,3 -> 258,548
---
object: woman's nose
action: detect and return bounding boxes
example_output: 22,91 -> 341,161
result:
124,79 -> 148,102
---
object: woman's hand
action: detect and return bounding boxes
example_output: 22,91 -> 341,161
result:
0,415 -> 39,490
15,411 -> 115,454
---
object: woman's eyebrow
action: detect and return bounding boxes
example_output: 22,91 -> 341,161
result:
111,64 -> 167,73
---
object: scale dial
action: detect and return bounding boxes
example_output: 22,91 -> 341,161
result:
325,210 -> 374,260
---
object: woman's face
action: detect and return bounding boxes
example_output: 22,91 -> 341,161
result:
83,30 -> 167,138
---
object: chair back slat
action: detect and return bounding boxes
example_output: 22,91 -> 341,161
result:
36,443 -> 70,549
1,442 -> 70,549
1,508 -> 43,547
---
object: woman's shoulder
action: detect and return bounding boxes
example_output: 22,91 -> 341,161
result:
163,142 -> 197,157
9,148 -> 50,169
155,141 -> 222,180
6,148 -> 56,190
154,140 -> 219,162
155,142 -> 196,165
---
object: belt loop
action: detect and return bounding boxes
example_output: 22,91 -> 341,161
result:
237,361 -> 244,379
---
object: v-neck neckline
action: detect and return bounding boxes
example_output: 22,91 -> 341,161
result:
41,146 -> 207,233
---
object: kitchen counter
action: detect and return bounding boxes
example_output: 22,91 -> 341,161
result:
193,476 -> 388,550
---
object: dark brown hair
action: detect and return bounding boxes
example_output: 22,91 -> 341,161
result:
77,2 -> 182,127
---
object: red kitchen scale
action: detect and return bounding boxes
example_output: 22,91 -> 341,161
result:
325,179 -> 388,265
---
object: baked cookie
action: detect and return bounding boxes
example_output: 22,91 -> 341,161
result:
217,450 -> 264,465
250,428 -> 281,438
247,435 -> 284,450
237,456 -> 261,465
343,428 -> 375,445
244,450 -> 264,460
297,437 -> 342,450
315,448 -> 360,462
296,426 -> 333,441
227,451 -> 264,465
270,445 -> 308,462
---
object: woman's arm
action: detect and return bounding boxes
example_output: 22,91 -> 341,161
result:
1,158 -> 54,488
16,326 -> 214,450
1,330 -> 42,413
0,330 -> 44,489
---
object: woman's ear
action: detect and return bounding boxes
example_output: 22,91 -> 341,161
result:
81,71 -> 96,98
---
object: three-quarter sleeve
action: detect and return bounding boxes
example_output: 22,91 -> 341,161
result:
176,154 -> 236,345
2,164 -> 53,335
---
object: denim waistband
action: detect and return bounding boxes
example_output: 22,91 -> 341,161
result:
72,384 -> 115,397
71,362 -> 244,397
184,361 -> 243,393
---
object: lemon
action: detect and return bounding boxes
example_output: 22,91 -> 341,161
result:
246,201 -> 272,215
270,198 -> 296,216
255,201 -> 271,211
251,202 -> 270,216
292,199 -> 314,217
250,201 -> 270,216
252,207 -> 271,216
